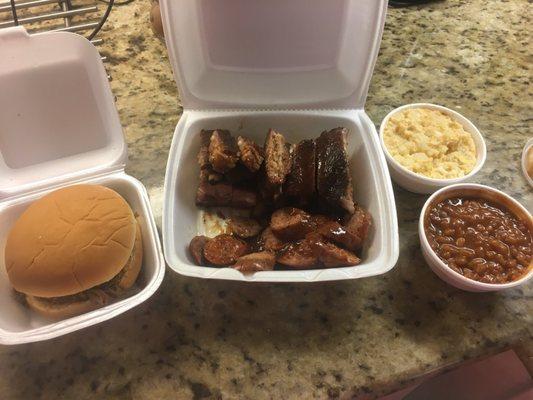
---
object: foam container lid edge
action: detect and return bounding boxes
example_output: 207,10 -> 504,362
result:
159,0 -> 388,111
0,26 -> 127,200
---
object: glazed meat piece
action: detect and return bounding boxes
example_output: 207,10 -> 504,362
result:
196,182 -> 257,208
251,201 -> 271,219
316,127 -> 355,214
209,130 -> 239,173
309,214 -> 333,227
256,227 -> 285,252
189,235 -> 210,265
199,166 -> 223,184
277,240 -> 318,268
270,207 -> 314,241
203,234 -> 249,266
318,220 -> 363,251
258,172 -> 283,204
283,139 -> 316,206
307,233 -> 360,268
197,129 -> 214,168
228,216 -> 263,238
225,164 -> 255,184
233,251 -> 276,273
237,136 -> 264,172
264,129 -> 292,185
344,206 -> 372,244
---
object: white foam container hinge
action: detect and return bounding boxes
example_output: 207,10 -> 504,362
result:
0,27 -> 165,344
161,0 -> 399,282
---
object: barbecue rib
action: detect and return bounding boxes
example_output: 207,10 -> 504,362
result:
209,130 -> 239,173
238,136 -> 264,172
195,182 -> 257,208
316,127 -> 355,214
283,139 -> 316,206
264,129 -> 292,186
198,130 -> 214,169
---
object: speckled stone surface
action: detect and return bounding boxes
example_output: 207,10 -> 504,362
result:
1,1 -> 531,399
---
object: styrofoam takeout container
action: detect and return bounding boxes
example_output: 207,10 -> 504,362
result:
419,183 -> 533,292
160,0 -> 399,282
379,103 -> 487,194
0,27 -> 164,344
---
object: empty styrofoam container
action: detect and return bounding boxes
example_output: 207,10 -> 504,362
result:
0,27 -> 165,344
160,0 -> 399,282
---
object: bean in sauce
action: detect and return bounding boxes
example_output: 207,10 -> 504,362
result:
425,197 -> 532,284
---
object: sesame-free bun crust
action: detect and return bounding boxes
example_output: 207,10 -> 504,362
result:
24,223 -> 142,320
5,185 -> 136,298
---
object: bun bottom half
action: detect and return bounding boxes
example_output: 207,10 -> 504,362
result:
26,290 -> 110,319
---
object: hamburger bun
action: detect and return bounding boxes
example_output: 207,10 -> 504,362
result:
24,222 -> 143,319
5,184 -> 143,318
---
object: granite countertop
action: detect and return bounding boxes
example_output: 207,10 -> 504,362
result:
1,0 -> 531,399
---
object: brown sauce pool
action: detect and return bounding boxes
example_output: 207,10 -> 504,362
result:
425,197 -> 532,284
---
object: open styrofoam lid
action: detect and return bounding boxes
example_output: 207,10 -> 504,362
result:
160,0 -> 387,110
0,27 -> 126,198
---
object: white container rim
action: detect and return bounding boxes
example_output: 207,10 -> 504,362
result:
419,183 -> 533,290
158,0 -> 388,110
379,103 -> 487,184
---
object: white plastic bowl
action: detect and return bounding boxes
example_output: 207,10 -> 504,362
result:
419,183 -> 533,292
379,103 -> 487,194
521,138 -> 533,188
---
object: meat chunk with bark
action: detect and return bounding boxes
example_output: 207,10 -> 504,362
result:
209,130 -> 239,173
316,127 -> 355,214
224,164 -> 255,184
203,234 -> 249,266
228,217 -> 263,238
277,240 -> 318,268
198,130 -> 224,183
198,130 -> 214,168
309,214 -> 333,227
189,235 -> 209,265
307,233 -> 360,267
270,207 -> 315,241
233,251 -> 275,273
258,172 -> 283,204
344,206 -> 372,244
196,182 -> 257,208
237,136 -> 264,172
256,227 -> 285,252
199,167 -> 223,184
317,221 -> 363,251
251,201 -> 271,219
264,129 -> 292,185
283,139 -> 316,206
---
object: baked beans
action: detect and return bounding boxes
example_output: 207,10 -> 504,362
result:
425,197 -> 532,284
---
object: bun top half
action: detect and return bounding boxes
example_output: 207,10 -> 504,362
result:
5,185 -> 136,298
